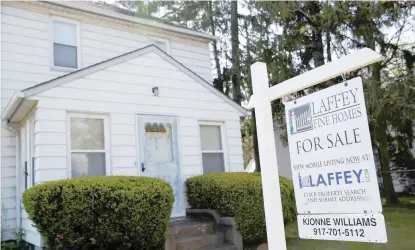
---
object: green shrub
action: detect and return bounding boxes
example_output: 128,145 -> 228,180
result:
1,229 -> 28,250
22,176 -> 174,250
185,172 -> 296,243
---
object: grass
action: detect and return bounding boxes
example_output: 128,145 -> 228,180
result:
284,196 -> 415,250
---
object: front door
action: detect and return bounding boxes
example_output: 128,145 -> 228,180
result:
137,115 -> 182,217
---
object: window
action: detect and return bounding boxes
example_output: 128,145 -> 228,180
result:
68,114 -> 108,178
148,36 -> 170,54
145,122 -> 174,163
51,18 -> 79,69
199,123 -> 226,174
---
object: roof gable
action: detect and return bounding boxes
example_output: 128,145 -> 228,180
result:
40,1 -> 216,41
22,45 -> 248,116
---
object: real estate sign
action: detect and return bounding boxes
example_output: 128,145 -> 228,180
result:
285,77 -> 387,242
297,214 -> 387,243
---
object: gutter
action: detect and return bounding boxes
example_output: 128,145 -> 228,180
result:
42,1 -> 217,41
2,92 -> 24,122
2,93 -> 24,232
3,121 -> 21,233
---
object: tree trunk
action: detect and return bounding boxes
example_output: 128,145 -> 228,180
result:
312,29 -> 324,68
252,110 -> 261,172
209,1 -> 223,92
376,117 -> 399,205
244,17 -> 260,172
355,1 -> 398,205
367,38 -> 399,205
231,0 -> 242,104
372,62 -> 399,205
326,31 -> 332,63
309,2 -> 325,68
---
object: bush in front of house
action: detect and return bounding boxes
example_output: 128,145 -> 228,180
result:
22,176 -> 174,250
185,172 -> 296,244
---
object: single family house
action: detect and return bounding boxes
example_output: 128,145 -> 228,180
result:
0,1 -> 248,248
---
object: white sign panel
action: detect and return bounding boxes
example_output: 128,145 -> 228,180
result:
298,214 -> 387,243
285,77 -> 382,214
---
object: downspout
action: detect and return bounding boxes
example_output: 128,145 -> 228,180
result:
3,121 -> 21,231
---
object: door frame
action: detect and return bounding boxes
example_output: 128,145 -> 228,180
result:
20,113 -> 35,193
135,113 -> 184,217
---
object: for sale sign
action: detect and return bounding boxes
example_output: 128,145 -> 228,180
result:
285,77 -> 382,214
285,77 -> 386,242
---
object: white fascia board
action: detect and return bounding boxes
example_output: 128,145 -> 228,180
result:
43,1 -> 217,41
2,92 -> 24,121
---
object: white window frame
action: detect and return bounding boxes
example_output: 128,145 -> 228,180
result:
66,113 -> 110,178
147,36 -> 171,54
198,121 -> 229,173
49,16 -> 82,72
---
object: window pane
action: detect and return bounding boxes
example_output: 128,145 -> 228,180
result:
145,122 -> 174,163
53,20 -> 77,46
200,125 -> 222,151
54,43 -> 77,68
71,118 -> 104,150
202,153 -> 224,174
71,153 -> 105,178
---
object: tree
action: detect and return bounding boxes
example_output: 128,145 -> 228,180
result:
333,1 -> 415,205
112,1 -> 415,187
231,1 -> 242,104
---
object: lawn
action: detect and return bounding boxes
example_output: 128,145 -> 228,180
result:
284,196 -> 415,250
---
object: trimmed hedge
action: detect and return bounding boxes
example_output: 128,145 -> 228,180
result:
185,172 -> 296,243
22,176 -> 174,250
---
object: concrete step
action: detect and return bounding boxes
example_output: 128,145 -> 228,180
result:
176,233 -> 224,250
198,244 -> 237,250
169,219 -> 215,238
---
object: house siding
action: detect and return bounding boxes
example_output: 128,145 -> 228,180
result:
22,51 -> 242,246
1,2 -> 215,242
29,52 -> 244,179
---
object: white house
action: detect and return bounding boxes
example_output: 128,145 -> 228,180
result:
0,1 -> 247,248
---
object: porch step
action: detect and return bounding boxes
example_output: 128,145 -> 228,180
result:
176,233 -> 224,250
198,244 -> 237,250
169,219 -> 214,238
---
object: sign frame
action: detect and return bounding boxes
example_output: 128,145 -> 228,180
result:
248,48 -> 384,249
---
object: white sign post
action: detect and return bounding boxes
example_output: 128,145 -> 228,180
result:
248,48 -> 384,250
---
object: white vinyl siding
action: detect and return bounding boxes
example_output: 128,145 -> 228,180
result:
147,36 -> 170,54
30,51 -> 244,182
0,2 -> 215,242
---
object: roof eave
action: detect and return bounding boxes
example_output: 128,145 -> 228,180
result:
42,1 -> 217,41
2,92 -> 24,122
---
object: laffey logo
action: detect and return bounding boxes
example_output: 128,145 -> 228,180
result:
289,103 -> 313,135
298,169 -> 368,188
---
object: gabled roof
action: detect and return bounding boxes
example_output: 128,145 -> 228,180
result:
3,45 -> 248,121
41,1 -> 216,41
